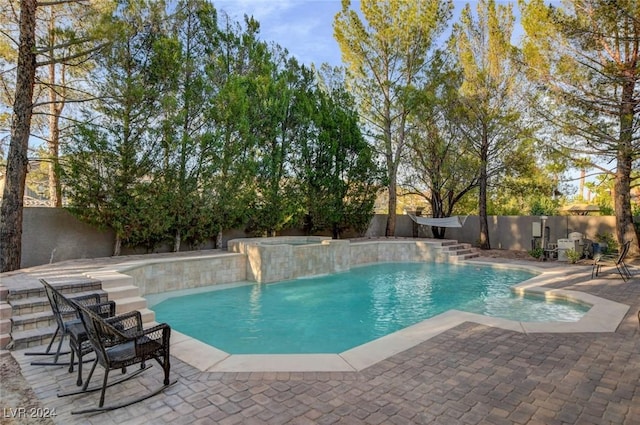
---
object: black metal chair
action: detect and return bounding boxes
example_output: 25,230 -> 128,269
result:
29,279 -> 115,386
591,240 -> 632,281
65,300 -> 174,414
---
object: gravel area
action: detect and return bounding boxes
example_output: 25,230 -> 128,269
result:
0,354 -> 55,425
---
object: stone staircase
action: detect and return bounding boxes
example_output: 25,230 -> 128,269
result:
5,277 -> 154,351
439,241 -> 480,262
0,283 -> 11,351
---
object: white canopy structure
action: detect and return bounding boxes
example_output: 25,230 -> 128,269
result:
408,214 -> 468,228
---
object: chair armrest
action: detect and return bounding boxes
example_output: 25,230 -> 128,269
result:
57,293 -> 103,315
105,311 -> 144,338
86,301 -> 116,318
71,293 -> 103,306
594,253 -> 618,262
134,323 -> 171,357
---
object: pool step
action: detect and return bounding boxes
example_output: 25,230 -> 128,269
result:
441,243 -> 480,262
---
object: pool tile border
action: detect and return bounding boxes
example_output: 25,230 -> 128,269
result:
165,262 -> 629,373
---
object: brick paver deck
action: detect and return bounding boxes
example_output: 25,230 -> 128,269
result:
3,257 -> 640,425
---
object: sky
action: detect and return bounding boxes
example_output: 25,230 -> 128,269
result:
214,0 -> 346,67
211,1 -> 531,69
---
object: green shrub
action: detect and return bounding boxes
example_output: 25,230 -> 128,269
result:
596,232 -> 618,255
528,247 -> 543,259
566,248 -> 581,264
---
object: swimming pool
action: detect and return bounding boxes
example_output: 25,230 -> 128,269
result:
150,262 -> 590,354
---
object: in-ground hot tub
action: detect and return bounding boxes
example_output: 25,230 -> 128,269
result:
228,236 -> 350,283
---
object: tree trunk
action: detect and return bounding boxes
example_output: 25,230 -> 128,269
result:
0,0 -> 37,272
386,176 -> 397,237
478,177 -> 490,249
113,235 -> 122,257
48,93 -> 63,207
217,230 -> 223,249
614,161 -> 637,255
47,8 -> 63,207
478,131 -> 490,250
616,79 -> 639,256
174,229 -> 181,252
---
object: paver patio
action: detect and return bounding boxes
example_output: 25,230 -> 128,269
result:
2,255 -> 639,425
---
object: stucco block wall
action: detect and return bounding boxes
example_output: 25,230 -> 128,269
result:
22,208 -> 621,268
22,208 -> 114,268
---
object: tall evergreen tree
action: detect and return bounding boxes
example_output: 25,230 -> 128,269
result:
0,0 -> 110,271
158,0 -> 219,251
405,54 -> 479,238
63,0 -> 170,255
334,0 -> 453,237
0,0 -> 37,271
248,53 -> 312,236
450,0 -> 526,249
298,65 -> 381,238
204,15 -> 269,243
520,0 -> 640,255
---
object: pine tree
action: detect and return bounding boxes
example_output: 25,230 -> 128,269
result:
334,0 -> 453,236
451,0 -> 526,249
520,0 -> 640,254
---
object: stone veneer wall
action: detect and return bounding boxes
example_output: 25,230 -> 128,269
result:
113,239 -> 452,297
229,237 -> 349,283
122,253 -> 246,295
350,240 -> 447,266
227,238 -> 453,284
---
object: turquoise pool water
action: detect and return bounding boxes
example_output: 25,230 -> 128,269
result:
150,262 -> 589,354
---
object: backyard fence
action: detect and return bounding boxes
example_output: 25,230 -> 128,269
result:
20,207 -> 618,269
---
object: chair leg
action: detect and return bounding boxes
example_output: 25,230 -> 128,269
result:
616,265 -> 628,282
76,350 -> 84,386
82,359 -> 98,391
68,345 -> 75,374
51,334 -> 66,363
156,355 -> 171,386
25,326 -> 64,356
99,369 -> 110,408
30,334 -> 72,366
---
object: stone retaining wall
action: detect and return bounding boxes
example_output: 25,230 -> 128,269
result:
118,253 -> 247,295
350,240 -> 447,265
228,237 -> 350,283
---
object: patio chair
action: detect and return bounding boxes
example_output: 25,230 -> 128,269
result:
64,300 -> 174,414
543,242 -> 558,261
591,240 -> 632,281
28,279 -> 116,386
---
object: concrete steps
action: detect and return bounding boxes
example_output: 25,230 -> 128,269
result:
85,271 -> 155,324
0,284 -> 11,350
7,282 -> 106,350
440,242 -> 480,262
6,276 -> 154,351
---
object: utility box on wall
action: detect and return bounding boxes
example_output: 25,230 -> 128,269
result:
532,222 -> 542,238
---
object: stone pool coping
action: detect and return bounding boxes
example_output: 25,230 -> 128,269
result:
163,260 -> 629,373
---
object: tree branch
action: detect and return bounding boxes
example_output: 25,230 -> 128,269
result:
36,42 -> 109,67
36,0 -> 90,7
